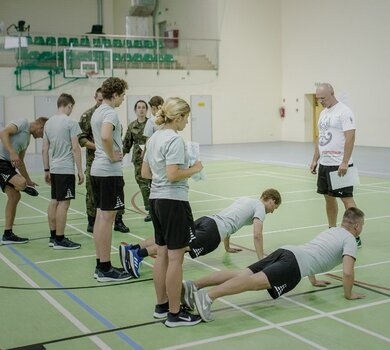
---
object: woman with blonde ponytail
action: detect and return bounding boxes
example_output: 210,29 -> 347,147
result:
141,97 -> 203,327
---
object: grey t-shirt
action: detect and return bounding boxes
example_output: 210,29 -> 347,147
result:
144,128 -> 189,201
0,119 -> 30,161
282,227 -> 357,277
91,103 -> 123,177
210,197 -> 266,240
43,114 -> 81,174
143,115 -> 160,138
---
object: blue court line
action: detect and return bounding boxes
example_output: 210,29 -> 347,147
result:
7,245 -> 143,350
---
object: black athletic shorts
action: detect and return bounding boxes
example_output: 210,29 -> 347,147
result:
91,176 -> 125,211
149,198 -> 195,250
0,160 -> 18,192
248,249 -> 301,299
188,216 -> 221,258
317,164 -> 354,198
50,173 -> 76,201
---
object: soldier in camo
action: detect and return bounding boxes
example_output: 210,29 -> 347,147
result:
123,100 -> 151,222
78,88 -> 129,233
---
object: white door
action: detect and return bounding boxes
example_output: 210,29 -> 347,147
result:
191,95 -> 212,145
34,96 -> 58,153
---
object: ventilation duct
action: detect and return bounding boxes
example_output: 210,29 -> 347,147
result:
129,0 -> 156,17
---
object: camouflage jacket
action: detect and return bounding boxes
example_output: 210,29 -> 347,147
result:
79,104 -> 98,166
123,119 -> 147,163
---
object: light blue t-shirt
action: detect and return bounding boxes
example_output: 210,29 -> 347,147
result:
143,115 -> 161,138
91,103 -> 123,177
43,114 -> 81,174
0,119 -> 30,161
210,197 -> 266,240
144,128 -> 189,201
282,227 -> 358,277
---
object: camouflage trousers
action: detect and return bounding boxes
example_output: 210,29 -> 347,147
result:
134,161 -> 150,211
85,165 -> 125,218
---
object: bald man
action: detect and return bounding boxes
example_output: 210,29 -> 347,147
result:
310,83 -> 361,247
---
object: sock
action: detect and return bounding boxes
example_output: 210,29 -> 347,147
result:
50,230 -> 56,239
99,261 -> 111,272
96,259 -> 100,269
169,310 -> 180,316
132,244 -> 141,250
55,235 -> 64,241
138,248 -> 148,258
158,301 -> 169,308
3,229 -> 12,237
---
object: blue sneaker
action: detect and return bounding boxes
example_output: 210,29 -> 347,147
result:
119,242 -> 132,273
127,248 -> 143,278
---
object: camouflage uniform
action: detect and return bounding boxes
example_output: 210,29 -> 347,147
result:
79,105 -> 125,218
123,119 -> 150,211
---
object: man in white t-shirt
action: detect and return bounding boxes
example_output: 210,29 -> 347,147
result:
310,83 -> 361,247
186,207 -> 365,322
42,93 -> 84,250
0,117 -> 48,244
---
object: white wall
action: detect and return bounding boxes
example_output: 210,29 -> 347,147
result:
281,0 -> 390,147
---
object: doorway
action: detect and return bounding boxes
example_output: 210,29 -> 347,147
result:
304,93 -> 324,143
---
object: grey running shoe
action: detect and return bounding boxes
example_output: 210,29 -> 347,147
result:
181,280 -> 197,310
49,238 -> 55,247
96,266 -> 132,282
164,309 -> 202,328
1,233 -> 29,245
153,303 -> 169,319
53,237 -> 81,250
194,289 -> 214,322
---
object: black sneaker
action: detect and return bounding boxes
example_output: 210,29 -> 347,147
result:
114,220 -> 130,233
164,309 -> 202,328
356,236 -> 362,248
49,237 -> 55,247
96,266 -> 132,282
87,224 -> 94,233
153,303 -> 169,319
144,214 -> 152,222
22,186 -> 39,196
53,237 -> 81,250
93,268 -> 98,279
1,232 -> 29,245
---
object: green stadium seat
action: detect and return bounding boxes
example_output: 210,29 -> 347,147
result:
113,53 -> 122,62
125,39 -> 133,48
93,38 -> 102,47
143,53 -> 157,62
69,37 -> 79,46
133,40 -> 143,48
39,51 -> 54,60
28,51 -> 40,60
58,37 -> 68,46
102,38 -> 112,47
122,53 -> 132,62
113,39 -> 123,48
26,36 -> 33,45
56,51 -> 64,60
143,40 -> 155,49
80,37 -> 90,47
133,53 -> 143,62
33,36 -> 45,45
45,36 -> 56,46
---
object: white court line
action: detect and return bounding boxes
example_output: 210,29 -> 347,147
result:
0,212 -> 79,223
0,252 -> 111,350
283,296 -> 390,343
161,299 -> 390,350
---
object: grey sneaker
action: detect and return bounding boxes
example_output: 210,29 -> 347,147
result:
181,280 -> 197,310
164,309 -> 202,328
194,289 -> 214,322
1,233 -> 29,245
53,237 -> 81,250
96,266 -> 132,282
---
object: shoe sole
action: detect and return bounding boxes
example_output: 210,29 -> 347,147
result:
182,281 -> 195,310
1,240 -> 29,245
194,292 -> 214,322
97,275 -> 132,283
119,245 -> 130,273
53,245 -> 81,250
153,312 -> 168,319
49,242 -> 54,247
164,318 -> 202,328
128,249 -> 141,278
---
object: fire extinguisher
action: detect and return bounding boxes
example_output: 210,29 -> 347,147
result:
279,106 -> 285,118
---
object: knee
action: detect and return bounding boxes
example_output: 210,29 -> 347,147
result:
13,177 -> 27,191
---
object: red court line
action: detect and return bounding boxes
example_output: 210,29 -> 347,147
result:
325,273 -> 390,291
130,191 -> 148,215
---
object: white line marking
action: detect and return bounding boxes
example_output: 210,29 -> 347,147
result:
0,251 -> 111,350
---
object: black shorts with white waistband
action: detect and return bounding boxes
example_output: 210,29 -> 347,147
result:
91,176 -> 125,211
317,164 -> 354,198
188,216 -> 221,258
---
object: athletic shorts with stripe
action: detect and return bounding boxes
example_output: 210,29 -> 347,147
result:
188,216 -> 221,258
50,173 -> 76,201
149,198 -> 195,250
247,249 -> 301,299
91,176 -> 125,211
0,160 -> 17,192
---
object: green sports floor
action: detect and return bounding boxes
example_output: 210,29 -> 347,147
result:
0,143 -> 389,350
